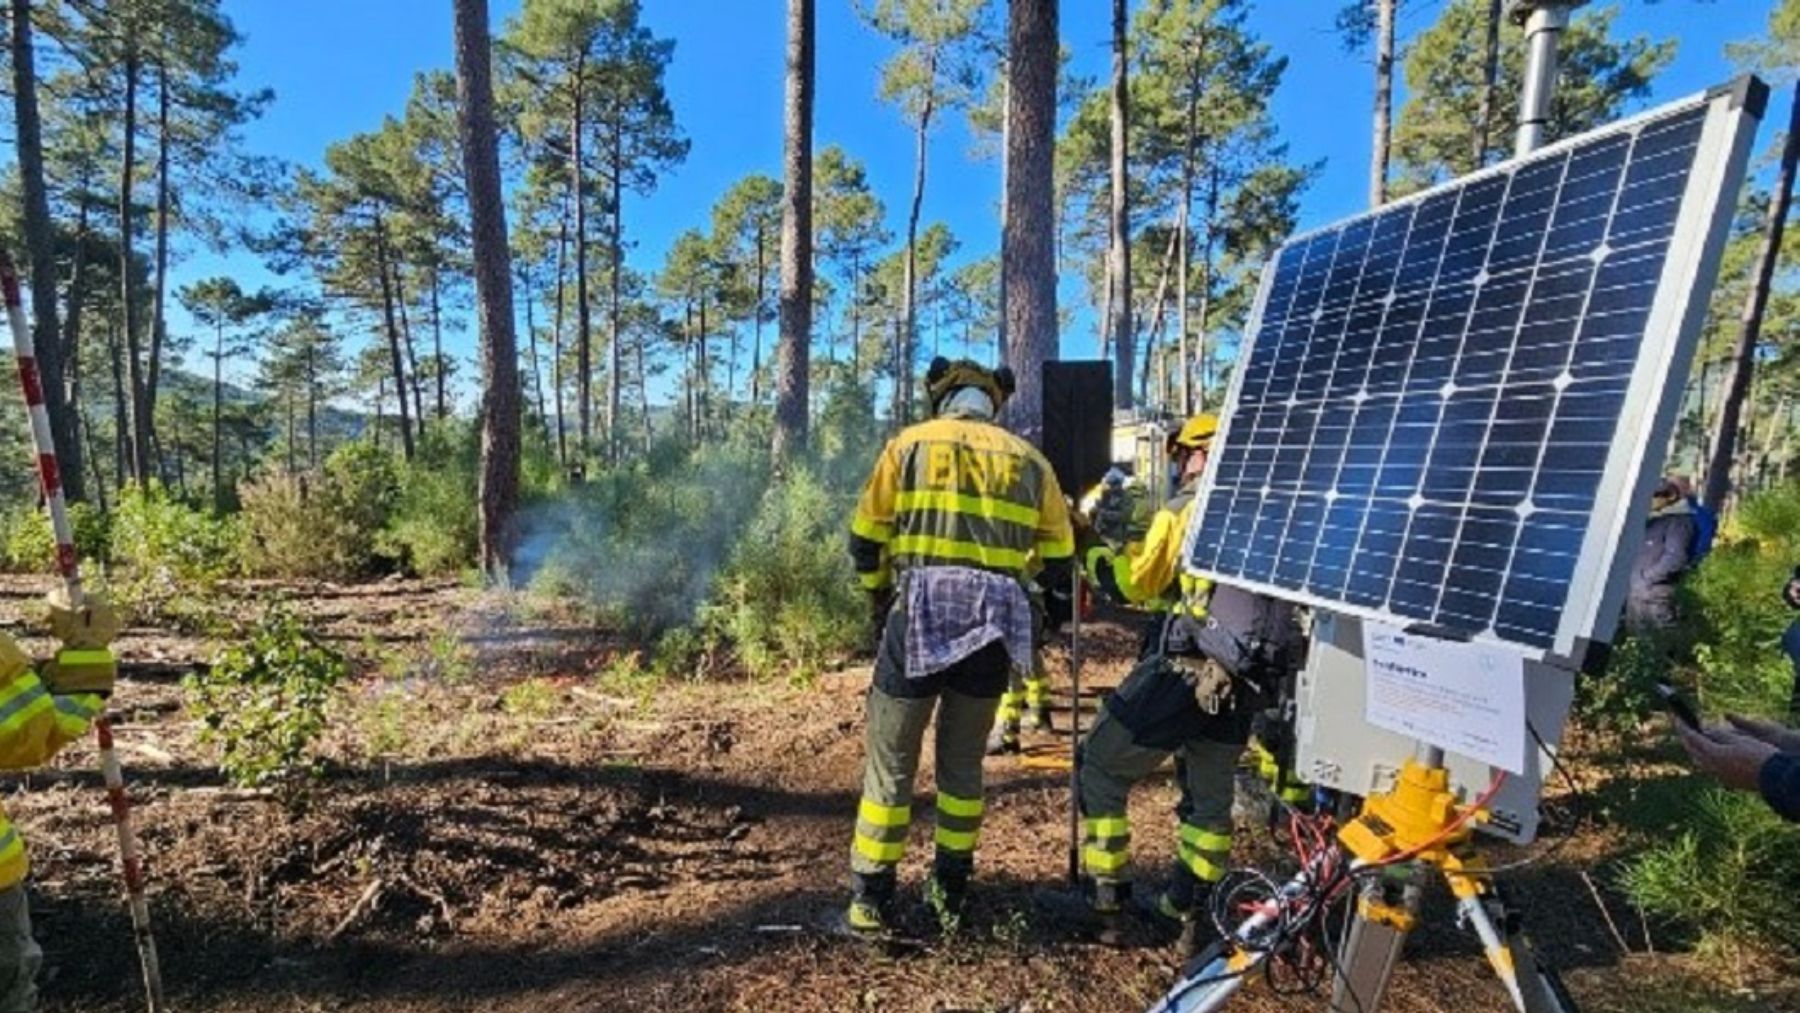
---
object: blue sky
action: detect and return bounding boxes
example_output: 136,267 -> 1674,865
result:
176,0 -> 1777,400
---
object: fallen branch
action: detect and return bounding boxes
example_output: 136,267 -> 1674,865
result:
326,878 -> 385,942
1579,870 -> 1630,955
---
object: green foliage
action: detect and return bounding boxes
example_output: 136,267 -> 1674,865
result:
1622,785 -> 1800,956
1575,631 -> 1674,737
1393,2 -> 1675,188
706,469 -> 866,682
379,424 -> 479,576
184,603 -> 349,789
238,440 -> 401,579
0,502 -> 110,574
107,485 -> 236,620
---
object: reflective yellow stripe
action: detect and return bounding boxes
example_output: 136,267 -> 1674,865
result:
854,834 -> 907,864
936,793 -> 982,819
896,490 -> 1039,528
859,799 -> 911,828
851,513 -> 893,543
857,569 -> 889,590
1180,825 -> 1232,853
0,691 -> 52,735
1178,847 -> 1226,882
0,674 -> 39,711
1281,787 -> 1311,803
1084,816 -> 1130,839
890,535 -> 1028,572
934,827 -> 977,851
1038,533 -> 1075,559
1083,846 -> 1130,874
56,649 -> 114,667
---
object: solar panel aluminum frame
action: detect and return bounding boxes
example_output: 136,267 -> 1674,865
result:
1183,78 -> 1766,665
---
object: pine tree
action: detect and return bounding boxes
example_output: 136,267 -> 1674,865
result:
773,0 -> 815,463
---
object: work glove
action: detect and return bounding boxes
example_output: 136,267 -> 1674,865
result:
39,590 -> 119,699
43,590 -> 121,650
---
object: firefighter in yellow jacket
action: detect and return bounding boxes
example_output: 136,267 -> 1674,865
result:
1076,416 -> 1305,951
0,590 -> 117,1011
845,357 -> 1075,935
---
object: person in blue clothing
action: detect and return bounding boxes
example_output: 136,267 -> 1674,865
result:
1625,478 -> 1699,631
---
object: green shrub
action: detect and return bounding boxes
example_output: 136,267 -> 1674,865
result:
111,483 -> 235,581
184,603 -> 349,788
706,468 -> 864,682
238,441 -> 400,579
379,423 -> 478,576
0,502 -> 111,574
1622,784 -> 1800,957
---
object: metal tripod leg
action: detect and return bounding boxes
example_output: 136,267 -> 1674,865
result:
1330,867 -> 1422,1013
1465,889 -> 1579,1013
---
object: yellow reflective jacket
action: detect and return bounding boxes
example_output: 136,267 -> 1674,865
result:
850,413 -> 1075,590
0,635 -> 101,891
1095,485 -> 1212,616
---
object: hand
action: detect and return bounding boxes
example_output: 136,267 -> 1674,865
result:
1677,722 -> 1779,793
42,591 -> 120,650
1726,714 -> 1800,755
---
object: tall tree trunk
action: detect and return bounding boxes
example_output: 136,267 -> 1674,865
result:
9,0 -> 81,501
552,196 -> 569,468
455,0 -> 520,575
1108,0 -> 1133,409
285,392 -> 295,475
849,254 -> 862,379
1138,222 -> 1179,404
1472,0 -> 1503,171
1703,83 -> 1800,512
607,123 -> 624,465
374,218 -> 416,459
374,376 -> 384,451
119,40 -> 152,485
109,324 -> 126,490
307,341 -> 319,469
637,328 -> 652,453
1002,0 -> 1057,446
697,295 -> 709,439
1177,123 -> 1196,413
147,48 -> 172,470
211,322 -> 223,513
998,60 -> 1011,367
393,264 -> 426,429
752,224 -> 766,406
1195,165 -> 1218,403
431,266 -> 447,419
1370,0 -> 1396,207
521,265 -> 548,442
898,66 -> 935,424
571,68 -> 592,464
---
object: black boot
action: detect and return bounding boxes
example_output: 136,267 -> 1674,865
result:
846,870 -> 896,936
925,859 -> 971,933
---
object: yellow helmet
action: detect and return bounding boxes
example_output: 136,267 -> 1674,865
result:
925,357 -> 1015,415
1167,413 -> 1220,455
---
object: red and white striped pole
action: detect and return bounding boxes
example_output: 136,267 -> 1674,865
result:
0,253 -> 164,1011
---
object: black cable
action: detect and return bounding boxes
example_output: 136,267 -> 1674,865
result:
1465,720 -> 1592,878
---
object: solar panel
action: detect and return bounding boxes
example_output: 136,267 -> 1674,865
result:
1184,79 -> 1766,659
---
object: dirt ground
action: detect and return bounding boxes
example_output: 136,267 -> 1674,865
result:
0,576 -> 1791,1013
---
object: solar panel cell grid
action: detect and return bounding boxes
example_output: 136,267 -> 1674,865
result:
1186,101 -> 1717,650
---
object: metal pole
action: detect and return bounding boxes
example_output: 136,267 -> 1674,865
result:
0,253 -> 164,1011
1512,1 -> 1582,158
1067,567 -> 1084,885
